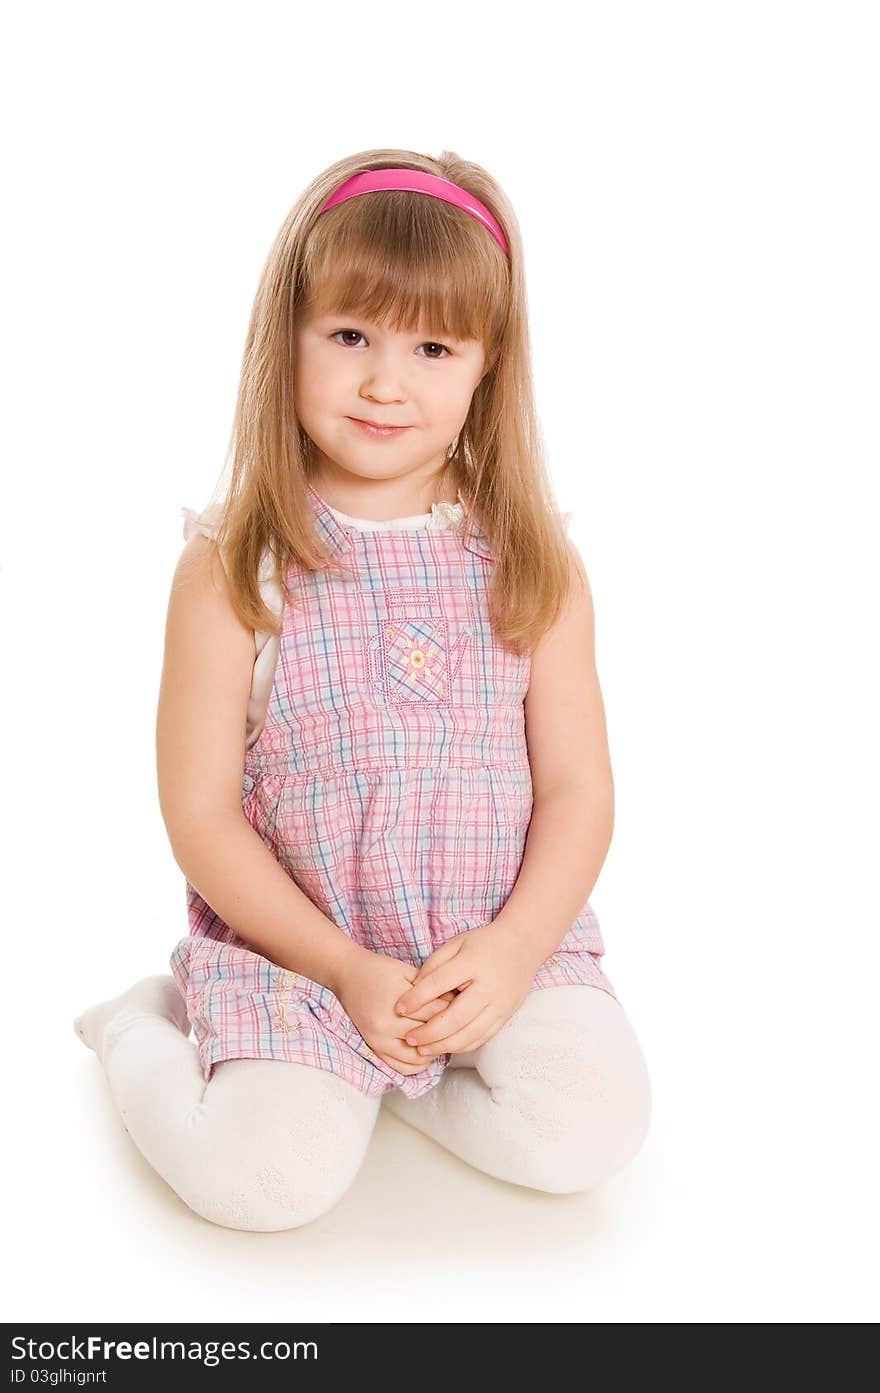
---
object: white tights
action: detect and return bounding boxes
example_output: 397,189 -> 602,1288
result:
74,975 -> 651,1232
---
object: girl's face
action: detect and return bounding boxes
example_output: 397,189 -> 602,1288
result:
293,306 -> 487,497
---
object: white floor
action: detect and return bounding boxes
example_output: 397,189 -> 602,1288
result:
10,954 -> 877,1324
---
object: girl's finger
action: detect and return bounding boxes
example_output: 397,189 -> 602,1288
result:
409,939 -> 462,983
404,990 -> 484,1048
410,996 -> 452,1022
396,963 -> 469,1015
415,1005 -> 496,1058
370,1045 -> 428,1073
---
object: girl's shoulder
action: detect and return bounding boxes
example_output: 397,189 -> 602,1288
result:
180,501 -> 235,586
179,504 -> 283,638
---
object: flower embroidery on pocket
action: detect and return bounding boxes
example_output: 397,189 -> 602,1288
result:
383,617 -> 449,703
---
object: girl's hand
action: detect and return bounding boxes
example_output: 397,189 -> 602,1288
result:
391,922 -> 541,1058
334,946 -> 457,1075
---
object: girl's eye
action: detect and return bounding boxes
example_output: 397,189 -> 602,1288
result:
417,341 -> 452,360
331,330 -> 451,359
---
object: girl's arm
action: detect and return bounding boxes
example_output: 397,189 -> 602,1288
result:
156,534 -> 363,996
494,541 -> 615,967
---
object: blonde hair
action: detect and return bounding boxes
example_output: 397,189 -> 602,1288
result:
193,147 -> 578,657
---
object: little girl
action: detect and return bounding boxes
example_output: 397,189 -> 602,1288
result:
74,149 -> 652,1232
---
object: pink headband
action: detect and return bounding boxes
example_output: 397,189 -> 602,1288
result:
319,168 -> 510,259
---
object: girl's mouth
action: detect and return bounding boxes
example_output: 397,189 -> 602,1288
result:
347,417 -> 410,439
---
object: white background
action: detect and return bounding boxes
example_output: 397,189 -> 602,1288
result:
2,0 -> 877,1323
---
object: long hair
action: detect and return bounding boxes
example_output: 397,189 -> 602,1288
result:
191,147 -> 576,656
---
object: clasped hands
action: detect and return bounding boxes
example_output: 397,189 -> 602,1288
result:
335,920 -> 541,1077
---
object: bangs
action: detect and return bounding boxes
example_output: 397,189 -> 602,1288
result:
298,188 -> 509,348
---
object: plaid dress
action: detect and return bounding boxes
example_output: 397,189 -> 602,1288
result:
170,484 -> 617,1099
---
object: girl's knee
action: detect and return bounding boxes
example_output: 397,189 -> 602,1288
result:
497,1075 -> 651,1195
484,998 -> 653,1194
174,1158 -> 360,1232
519,1077 -> 652,1194
171,1058 -> 379,1229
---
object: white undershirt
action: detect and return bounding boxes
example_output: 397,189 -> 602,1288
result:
325,503 -> 433,530
324,490 -> 464,531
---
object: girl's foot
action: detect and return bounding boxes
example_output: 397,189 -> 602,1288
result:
73,974 -> 190,1062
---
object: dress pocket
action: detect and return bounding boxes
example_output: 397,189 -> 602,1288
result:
372,587 -> 473,706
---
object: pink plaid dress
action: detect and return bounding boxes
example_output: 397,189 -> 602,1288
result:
170,484 -> 617,1099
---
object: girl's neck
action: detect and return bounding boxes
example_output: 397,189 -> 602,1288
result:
309,466 -> 465,522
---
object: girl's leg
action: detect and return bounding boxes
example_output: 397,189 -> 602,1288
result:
381,985 -> 652,1194
74,975 -> 381,1231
